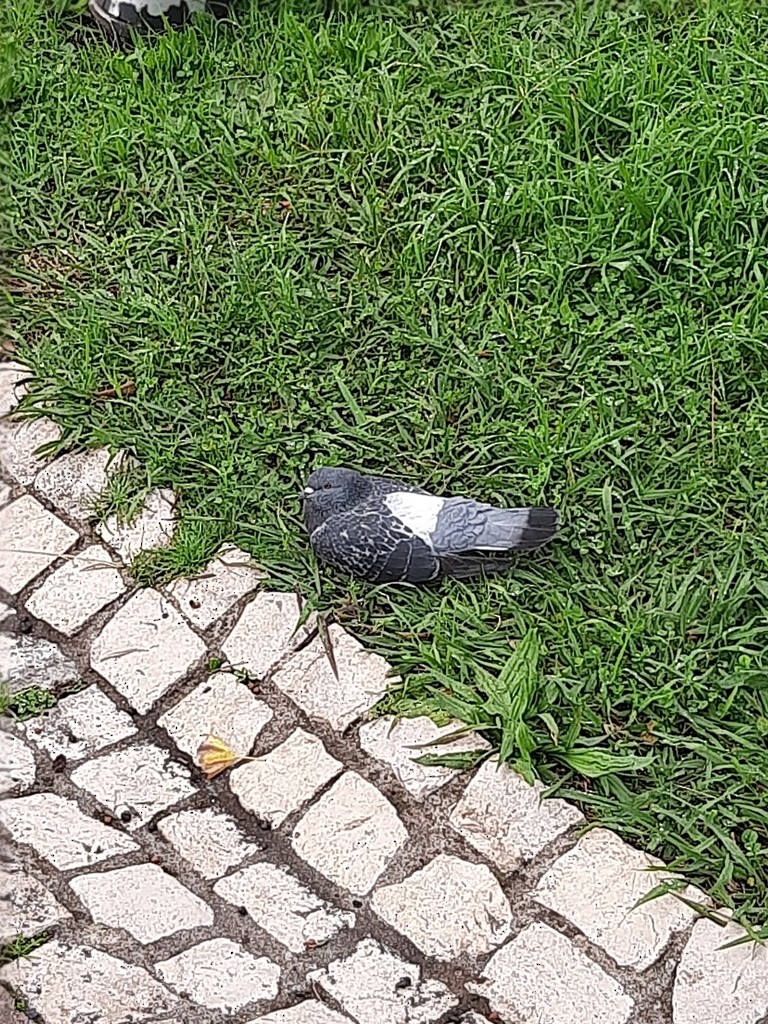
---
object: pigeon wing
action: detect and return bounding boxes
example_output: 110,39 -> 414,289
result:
310,502 -> 439,584
380,492 -> 517,580
430,497 -> 559,553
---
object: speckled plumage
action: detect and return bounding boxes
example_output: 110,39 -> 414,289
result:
303,467 -> 559,584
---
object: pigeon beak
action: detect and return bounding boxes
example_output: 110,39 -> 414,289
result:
301,487 -> 315,499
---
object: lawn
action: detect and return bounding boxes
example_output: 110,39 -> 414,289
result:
3,0 -> 768,928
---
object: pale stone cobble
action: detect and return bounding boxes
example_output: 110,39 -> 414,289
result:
532,826 -> 700,969
0,417 -> 62,486
0,865 -> 71,942
250,1003 -> 352,1024
166,544 -> 264,629
272,623 -> 392,731
230,727 -> 342,828
672,917 -> 768,1024
0,985 -> 25,1024
157,806 -> 259,880
307,939 -> 458,1024
449,757 -> 582,871
158,673 -> 273,758
358,714 -> 491,798
0,633 -> 80,694
291,771 -> 408,895
90,587 -> 206,713
34,448 -> 116,522
222,590 -> 311,678
0,495 -> 78,594
0,940 -> 178,1024
0,793 -> 138,869
0,361 -> 29,415
214,861 -> 355,953
23,684 -> 137,763
24,543 -> 126,635
0,730 -> 36,795
155,937 -> 281,1011
467,920 -> 635,1024
70,863 -> 214,943
371,853 -> 512,960
70,742 -> 196,830
96,486 -> 176,564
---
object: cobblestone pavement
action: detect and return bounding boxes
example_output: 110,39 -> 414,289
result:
1,360 -> 767,1024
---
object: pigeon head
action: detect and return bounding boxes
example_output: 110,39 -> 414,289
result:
303,467 -> 368,533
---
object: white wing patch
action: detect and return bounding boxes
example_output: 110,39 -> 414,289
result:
384,492 -> 444,543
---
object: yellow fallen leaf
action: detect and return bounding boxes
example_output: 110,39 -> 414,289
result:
196,734 -> 260,780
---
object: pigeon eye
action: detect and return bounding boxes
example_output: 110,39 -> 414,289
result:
322,483 -> 332,490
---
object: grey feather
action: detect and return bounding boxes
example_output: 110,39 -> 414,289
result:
303,466 -> 559,584
431,500 -> 558,553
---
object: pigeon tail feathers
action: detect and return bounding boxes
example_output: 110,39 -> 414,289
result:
497,506 -> 559,551
454,506 -> 559,552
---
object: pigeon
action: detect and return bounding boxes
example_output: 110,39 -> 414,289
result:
302,466 -> 559,584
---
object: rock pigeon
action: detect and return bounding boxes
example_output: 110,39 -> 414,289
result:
302,466 -> 559,584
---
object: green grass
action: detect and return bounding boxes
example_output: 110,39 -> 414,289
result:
0,684 -> 58,720
0,933 -> 50,968
3,0 -> 768,927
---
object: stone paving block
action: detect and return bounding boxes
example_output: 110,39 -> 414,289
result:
223,591 -> 309,678
0,416 -> 61,486
467,921 -> 634,1024
0,495 -> 78,594
230,728 -> 342,828
155,937 -> 280,1011
0,865 -> 71,942
23,684 -> 137,763
215,862 -> 355,953
167,544 -> 264,630
70,742 -> 196,830
371,853 -> 511,960
449,758 -> 582,872
158,673 -> 273,759
97,487 -> 176,564
0,940 -> 177,1024
0,793 -> 138,870
273,624 -> 392,732
249,1003 -> 352,1024
70,863 -> 214,943
0,633 -> 80,695
0,361 -> 29,415
292,772 -> 408,895
533,827 -> 699,970
34,448 -> 115,521
673,917 -> 768,1024
308,939 -> 457,1024
90,588 -> 206,713
0,730 -> 36,795
0,985 -> 25,1024
24,544 -> 126,635
358,715 -> 491,799
158,807 -> 259,879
